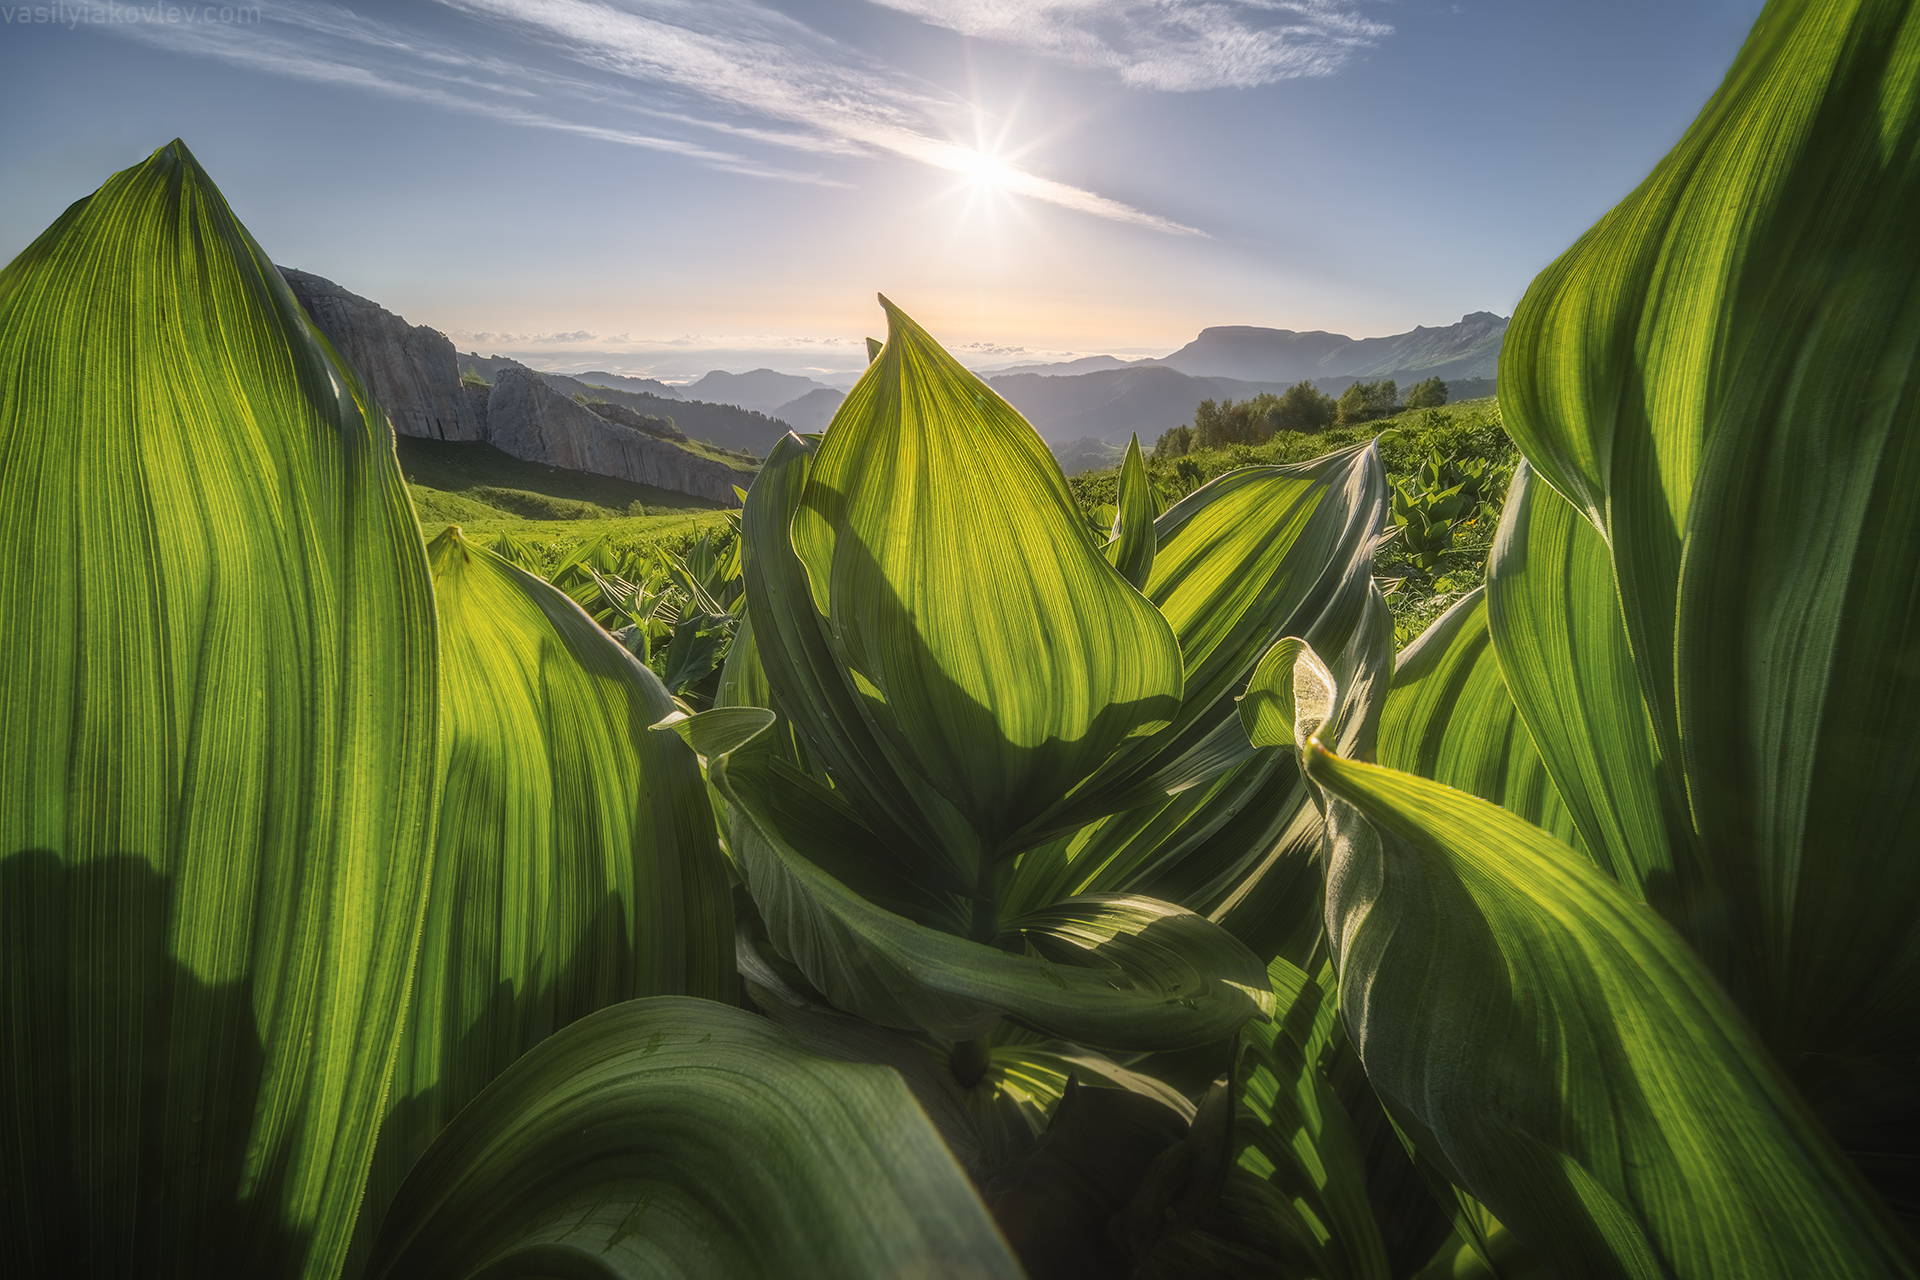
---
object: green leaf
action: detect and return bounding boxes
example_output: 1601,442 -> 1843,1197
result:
790,296 -> 1184,851
0,141 -> 438,1277
364,997 -> 1023,1280
1497,0 -> 1920,1206
352,529 -> 735,1261
714,736 -> 1272,1048
984,1075 -> 1191,1280
656,704 -> 778,760
1050,443 -> 1387,830
998,454 -> 1392,952
1105,433 -> 1156,589
1482,464 -> 1678,897
740,431 -> 962,888
1121,957 -> 1387,1280
1238,637 -> 1337,755
1377,586 -> 1583,852
1300,738 -> 1917,1278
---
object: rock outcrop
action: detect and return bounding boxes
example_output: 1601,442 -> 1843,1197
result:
280,267 -> 749,506
486,369 -> 753,506
280,268 -> 484,442
578,398 -> 690,443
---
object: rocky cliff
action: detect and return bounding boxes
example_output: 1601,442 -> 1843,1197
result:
280,268 -> 485,442
486,369 -> 753,506
280,267 -> 748,505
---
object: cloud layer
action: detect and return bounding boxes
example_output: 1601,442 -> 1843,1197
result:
868,0 -> 1392,90
104,0 -> 1385,231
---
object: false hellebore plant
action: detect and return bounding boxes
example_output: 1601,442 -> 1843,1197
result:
6,0 -> 1920,1275
0,139 -> 1393,1277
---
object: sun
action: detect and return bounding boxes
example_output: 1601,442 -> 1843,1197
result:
943,145 -> 1022,193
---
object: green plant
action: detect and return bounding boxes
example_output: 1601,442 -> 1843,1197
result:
6,0 -> 1920,1271
0,142 -> 1021,1280
1252,0 -> 1920,1271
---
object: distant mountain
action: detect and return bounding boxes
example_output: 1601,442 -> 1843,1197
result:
684,368 -> 836,415
979,354 -> 1153,377
773,387 -> 845,433
1155,328 -> 1355,382
985,313 -> 1508,445
1157,313 -> 1507,383
574,370 -> 683,399
989,365 -> 1297,445
457,353 -> 791,457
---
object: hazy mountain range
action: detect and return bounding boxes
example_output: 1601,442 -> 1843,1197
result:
286,264 -> 1505,494
549,311 -> 1507,452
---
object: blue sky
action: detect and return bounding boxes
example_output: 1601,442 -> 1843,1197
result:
0,0 -> 1766,382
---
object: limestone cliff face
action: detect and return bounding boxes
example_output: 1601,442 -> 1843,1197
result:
279,267 -> 751,507
280,268 -> 484,442
486,369 -> 752,506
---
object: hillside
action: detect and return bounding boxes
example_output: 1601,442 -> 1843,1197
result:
573,370 -> 683,398
773,386 -> 846,432
458,353 -> 789,458
986,313 -> 1509,444
1155,313 -> 1506,383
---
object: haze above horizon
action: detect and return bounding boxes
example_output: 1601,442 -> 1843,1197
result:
0,0 -> 1765,381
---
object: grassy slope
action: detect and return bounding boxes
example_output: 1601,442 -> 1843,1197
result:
397,435 -> 734,565
1066,397 -> 1517,646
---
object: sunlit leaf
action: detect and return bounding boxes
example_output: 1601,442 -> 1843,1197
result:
714,726 -> 1272,1048
1105,433 -> 1156,590
0,140 -> 437,1277
1121,957 -> 1387,1280
1377,586 -> 1582,852
791,297 -> 1184,853
1302,736 -> 1915,1278
1497,0 -> 1920,1208
350,530 -> 736,1261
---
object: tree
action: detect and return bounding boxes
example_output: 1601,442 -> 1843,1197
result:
1273,381 -> 1337,433
1195,393 -> 1286,449
1337,378 -> 1398,424
1404,375 -> 1449,409
1153,423 -> 1193,458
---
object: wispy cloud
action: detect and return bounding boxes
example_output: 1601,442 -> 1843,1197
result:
105,0 -> 1204,232
868,0 -> 1392,91
433,0 -> 1202,233
107,2 -> 843,183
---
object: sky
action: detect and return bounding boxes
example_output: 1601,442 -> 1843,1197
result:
0,0 -> 1768,383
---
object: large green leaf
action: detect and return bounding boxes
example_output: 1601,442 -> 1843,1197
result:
1497,0 -> 1920,1211
351,529 -> 735,1261
791,297 -> 1184,861
1482,464 -> 1681,901
712,724 -> 1273,1047
364,997 -> 1023,1280
1378,586 -> 1582,852
0,141 -> 438,1277
739,431 -> 967,895
1299,733 -> 1917,1277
